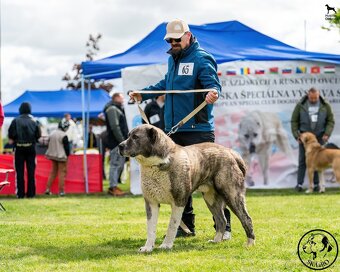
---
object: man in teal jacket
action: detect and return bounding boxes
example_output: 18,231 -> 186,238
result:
130,19 -> 232,240
291,87 -> 335,192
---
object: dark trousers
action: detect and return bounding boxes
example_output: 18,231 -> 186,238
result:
170,131 -> 231,232
14,146 -> 36,198
297,137 -> 324,187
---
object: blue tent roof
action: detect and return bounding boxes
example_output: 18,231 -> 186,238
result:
81,20 -> 340,80
3,89 -> 110,118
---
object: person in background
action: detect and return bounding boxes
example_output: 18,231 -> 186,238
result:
44,119 -> 70,196
87,123 -> 98,149
3,139 -> 14,154
104,92 -> 128,196
8,102 -> 41,198
0,101 -> 4,127
142,95 -> 165,130
291,87 -> 335,193
129,19 -> 232,240
63,113 -> 77,153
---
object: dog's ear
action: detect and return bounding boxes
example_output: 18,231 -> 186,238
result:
301,134 -> 308,143
147,126 -> 157,144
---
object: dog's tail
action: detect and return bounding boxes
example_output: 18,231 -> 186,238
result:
235,154 -> 247,178
237,158 -> 247,178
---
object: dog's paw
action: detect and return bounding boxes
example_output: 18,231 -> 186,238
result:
139,246 -> 153,253
208,232 -> 224,243
208,237 -> 223,243
246,238 -> 255,247
158,243 -> 173,250
208,239 -> 220,243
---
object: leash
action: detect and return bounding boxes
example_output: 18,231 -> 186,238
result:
132,89 -> 212,94
134,97 -> 150,125
131,89 -> 214,135
166,100 -> 207,136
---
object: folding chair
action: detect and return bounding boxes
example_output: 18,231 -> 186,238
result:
0,169 -> 14,211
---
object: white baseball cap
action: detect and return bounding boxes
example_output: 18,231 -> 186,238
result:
164,19 -> 190,40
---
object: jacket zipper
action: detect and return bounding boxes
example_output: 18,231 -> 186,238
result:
171,58 -> 179,128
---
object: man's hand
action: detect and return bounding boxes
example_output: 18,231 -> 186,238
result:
297,136 -> 302,144
322,134 -> 329,143
205,90 -> 218,104
128,91 -> 142,103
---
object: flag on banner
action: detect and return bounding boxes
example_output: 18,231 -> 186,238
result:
240,68 -> 250,75
296,66 -> 306,73
255,69 -> 265,75
269,67 -> 278,74
226,69 -> 237,76
310,66 -> 320,74
323,66 -> 335,73
282,68 -> 292,74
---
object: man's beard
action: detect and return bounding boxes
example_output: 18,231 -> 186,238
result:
169,45 -> 183,58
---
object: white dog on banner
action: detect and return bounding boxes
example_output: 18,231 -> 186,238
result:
238,110 -> 294,185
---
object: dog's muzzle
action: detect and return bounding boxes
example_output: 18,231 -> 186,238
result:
118,142 -> 136,157
249,143 -> 256,154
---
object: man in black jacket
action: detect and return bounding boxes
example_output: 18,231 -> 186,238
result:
291,87 -> 335,192
104,93 -> 128,196
142,95 -> 165,130
8,102 -> 41,198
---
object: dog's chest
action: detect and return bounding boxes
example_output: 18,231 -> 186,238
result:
141,167 -> 173,204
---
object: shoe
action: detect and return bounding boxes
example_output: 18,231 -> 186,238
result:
176,228 -> 196,238
108,187 -> 126,197
295,184 -> 303,192
59,192 -> 65,197
45,189 -> 52,195
223,231 -> 232,240
313,185 -> 320,192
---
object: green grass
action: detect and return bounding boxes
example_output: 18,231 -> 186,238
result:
0,188 -> 339,271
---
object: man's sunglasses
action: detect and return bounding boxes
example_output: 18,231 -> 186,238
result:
165,37 -> 182,43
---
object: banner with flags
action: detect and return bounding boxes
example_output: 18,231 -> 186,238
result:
215,60 -> 340,189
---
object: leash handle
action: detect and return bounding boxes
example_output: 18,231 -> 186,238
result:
134,97 -> 150,125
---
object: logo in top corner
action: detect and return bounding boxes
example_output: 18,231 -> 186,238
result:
325,4 -> 337,21
325,4 -> 337,14
297,229 -> 338,270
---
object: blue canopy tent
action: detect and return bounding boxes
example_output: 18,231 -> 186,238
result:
4,89 -> 110,118
80,20 -> 340,193
81,20 -> 340,80
4,89 -> 110,194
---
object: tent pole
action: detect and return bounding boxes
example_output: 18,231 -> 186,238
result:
85,82 -> 91,193
81,76 -> 89,194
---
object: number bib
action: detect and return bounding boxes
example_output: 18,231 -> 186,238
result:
178,63 -> 194,76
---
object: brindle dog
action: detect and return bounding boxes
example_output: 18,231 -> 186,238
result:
119,124 -> 255,252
